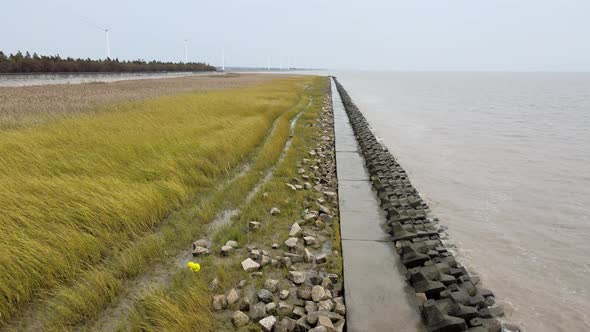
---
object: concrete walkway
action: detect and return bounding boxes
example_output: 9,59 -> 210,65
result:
331,78 -> 425,332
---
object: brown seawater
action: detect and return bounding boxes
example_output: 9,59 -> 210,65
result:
336,71 -> 590,331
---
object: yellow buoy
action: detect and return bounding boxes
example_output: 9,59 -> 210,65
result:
187,261 -> 201,273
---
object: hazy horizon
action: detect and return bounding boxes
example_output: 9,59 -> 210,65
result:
2,0 -> 589,71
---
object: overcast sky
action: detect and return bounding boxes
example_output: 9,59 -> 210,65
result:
1,0 -> 589,71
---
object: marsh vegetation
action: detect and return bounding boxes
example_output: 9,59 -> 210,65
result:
0,74 -> 326,330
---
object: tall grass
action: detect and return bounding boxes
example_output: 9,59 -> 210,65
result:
119,76 -> 330,331
0,76 -> 313,325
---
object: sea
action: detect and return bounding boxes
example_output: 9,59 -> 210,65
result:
334,71 -> 590,331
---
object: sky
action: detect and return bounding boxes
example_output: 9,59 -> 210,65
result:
1,0 -> 589,71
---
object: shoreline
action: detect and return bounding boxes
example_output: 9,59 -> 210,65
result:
333,76 -> 519,332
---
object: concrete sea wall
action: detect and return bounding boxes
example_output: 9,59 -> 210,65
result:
332,77 -> 519,332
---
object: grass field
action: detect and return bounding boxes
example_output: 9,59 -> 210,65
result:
0,74 -> 321,328
118,77 -> 336,332
0,73 -> 287,129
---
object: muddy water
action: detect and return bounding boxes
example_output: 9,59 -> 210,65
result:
334,71 -> 590,331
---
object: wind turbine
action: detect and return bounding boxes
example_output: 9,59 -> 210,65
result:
267,56 -> 271,71
184,39 -> 189,63
222,48 -> 225,71
98,27 -> 111,59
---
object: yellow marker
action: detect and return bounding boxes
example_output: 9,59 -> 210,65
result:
187,262 -> 201,272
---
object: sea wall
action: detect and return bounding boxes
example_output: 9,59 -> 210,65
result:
332,77 -> 519,332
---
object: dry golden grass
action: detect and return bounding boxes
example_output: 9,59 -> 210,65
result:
0,74 -> 315,327
0,73 -> 291,129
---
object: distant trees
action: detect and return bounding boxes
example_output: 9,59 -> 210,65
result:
0,51 -> 216,73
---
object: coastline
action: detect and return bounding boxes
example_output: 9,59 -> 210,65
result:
333,76 -> 519,332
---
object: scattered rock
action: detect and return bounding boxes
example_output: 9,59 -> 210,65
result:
297,285 -> 313,300
315,253 -> 327,264
334,300 -> 346,315
318,205 -> 331,215
280,289 -> 290,300
319,213 -> 333,223
297,317 -> 312,331
212,294 -> 227,311
278,301 -> 294,316
192,246 -> 209,256
225,240 -> 238,248
318,299 -> 334,311
304,248 -> 313,263
249,221 -> 261,230
311,285 -> 327,302
309,271 -> 323,285
293,306 -> 306,318
193,239 -> 208,248
285,237 -> 298,249
334,319 -> 345,332
264,279 -> 279,292
208,277 -> 219,291
261,255 -> 271,266
232,310 -> 250,327
315,220 -> 326,229
289,223 -> 302,237
238,279 -> 246,288
272,243 -> 280,249
288,271 -> 306,284
270,207 -> 281,215
241,258 -> 260,272
283,253 -> 304,263
276,317 -> 297,332
323,191 -> 337,200
240,297 -> 251,311
304,213 -> 317,221
318,316 -> 335,332
303,236 -> 318,246
250,249 -> 261,259
326,273 -> 339,283
286,183 -> 297,191
257,289 -> 274,303
249,302 -> 267,321
259,316 -> 277,332
227,288 -> 240,306
306,300 -> 318,313
321,277 -> 333,290
310,327 -> 328,332
265,302 -> 277,314
220,245 -> 233,256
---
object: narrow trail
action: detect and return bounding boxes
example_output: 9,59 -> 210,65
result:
90,95 -> 312,332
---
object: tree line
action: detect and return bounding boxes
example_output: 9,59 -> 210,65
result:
0,51 -> 216,73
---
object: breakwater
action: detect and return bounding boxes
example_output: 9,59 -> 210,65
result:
332,77 -> 519,332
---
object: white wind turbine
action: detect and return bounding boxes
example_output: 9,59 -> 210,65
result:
184,39 -> 189,63
96,26 -> 111,59
222,48 -> 225,71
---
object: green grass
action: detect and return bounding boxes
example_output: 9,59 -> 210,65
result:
0,76 -> 317,327
117,76 -> 334,332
